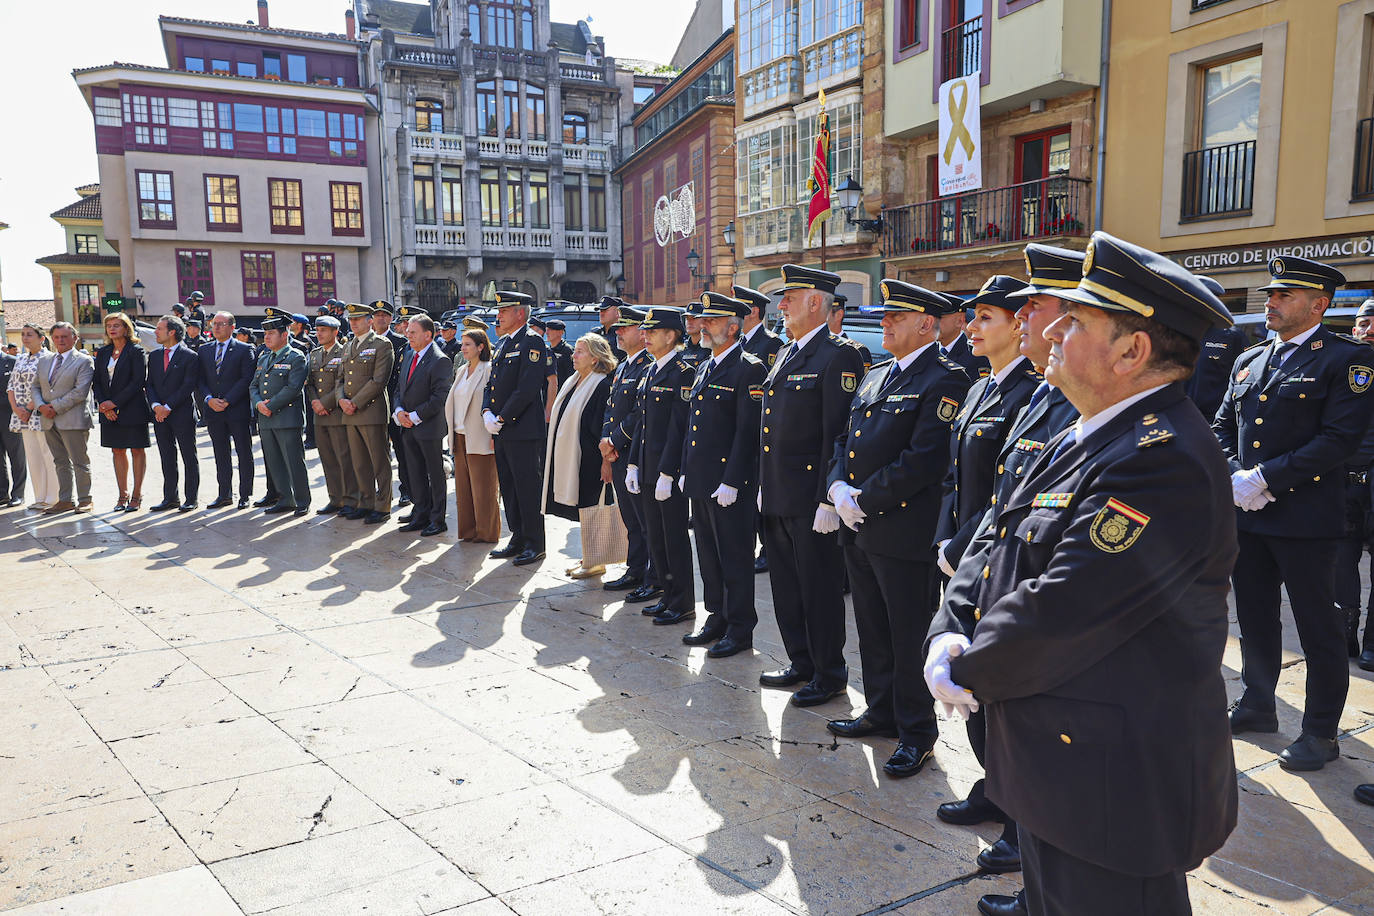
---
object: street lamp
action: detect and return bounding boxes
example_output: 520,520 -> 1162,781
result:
722,220 -> 736,251
837,175 -> 884,234
613,274 -> 627,297
686,248 -> 703,280
131,279 -> 145,315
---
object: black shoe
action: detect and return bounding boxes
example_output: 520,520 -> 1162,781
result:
293,505 -> 309,517
1355,784 -> 1374,807
179,500 -> 198,512
237,497 -> 250,509
1278,734 -> 1340,772
489,541 -> 524,559
264,504 -> 296,515
682,625 -> 726,646
976,838 -> 1022,874
150,500 -> 179,512
937,794 -> 1004,826
397,513 -> 415,524
253,496 -> 278,508
316,503 -> 342,515
754,555 -> 768,574
338,507 -> 364,520
626,584 -> 663,603
364,511 -> 389,525
603,573 -> 643,591
1229,701 -> 1279,734
978,892 -> 1028,916
641,600 -> 667,616
397,496 -> 412,508
707,636 -> 752,658
653,608 -> 695,626
883,742 -> 935,778
512,549 -> 545,566
421,522 -> 448,536
827,714 -> 898,739
207,496 -> 233,509
790,681 -> 847,707
1360,648 -> 1374,672
399,520 -> 427,532
759,666 -> 810,689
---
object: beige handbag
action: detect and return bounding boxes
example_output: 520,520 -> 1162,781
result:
579,485 -> 628,568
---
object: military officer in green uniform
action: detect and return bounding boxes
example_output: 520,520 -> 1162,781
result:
336,303 -> 396,524
250,316 -> 310,516
307,316 -> 353,515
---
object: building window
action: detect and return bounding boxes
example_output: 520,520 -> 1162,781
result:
1182,53 -> 1261,221
168,97 -> 198,127
896,0 -> 922,52
330,181 -> 365,236
506,168 -> 525,227
236,61 -> 257,78
74,234 -> 99,255
416,98 -> 443,133
589,175 -> 606,231
529,170 -> 550,228
136,170 -> 175,228
175,249 -> 214,304
525,85 -> 546,141
287,53 -> 307,82
503,80 -> 520,139
521,9 -> 535,49
302,253 -> 336,307
468,2 -> 482,40
800,0 -> 861,47
75,283 -> 101,325
563,112 -> 588,144
739,124 -> 798,216
263,53 -> 282,79
739,0 -> 798,73
414,163 -> 437,224
204,175 -> 241,231
564,173 -> 583,230
480,168 -> 501,226
185,56 -> 205,72
488,3 -> 516,47
94,96 -> 122,126
241,251 -> 277,306
477,81 -> 499,137
798,102 -> 861,206
941,0 -> 984,82
269,178 -> 304,234
441,166 -> 463,224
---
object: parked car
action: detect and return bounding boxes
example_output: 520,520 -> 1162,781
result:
534,303 -> 605,342
1233,306 -> 1358,346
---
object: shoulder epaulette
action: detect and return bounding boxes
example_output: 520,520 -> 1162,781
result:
1136,412 -> 1175,449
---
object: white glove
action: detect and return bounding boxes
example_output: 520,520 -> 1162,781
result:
712,484 -> 738,508
924,633 -> 979,720
482,410 -> 503,436
678,475 -> 687,493
1231,468 -> 1271,511
626,465 -> 641,494
936,539 -> 956,577
832,486 -> 866,530
655,473 -> 673,502
812,503 -> 841,535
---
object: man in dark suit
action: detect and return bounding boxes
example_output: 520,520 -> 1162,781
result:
147,314 -> 203,511
1215,256 -> 1374,771
679,293 -> 767,656
938,297 -> 991,380
758,264 -> 865,707
927,232 -> 1240,916
826,280 -> 970,778
736,284 -> 784,575
483,291 -> 551,565
0,350 -> 24,506
371,301 -> 412,507
1185,276 -> 1246,421
394,314 -> 454,536
599,306 -> 658,598
198,311 -> 256,509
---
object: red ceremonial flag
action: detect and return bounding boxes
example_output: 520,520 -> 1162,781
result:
806,89 -> 831,242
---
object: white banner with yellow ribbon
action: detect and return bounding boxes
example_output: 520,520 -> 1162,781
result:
938,72 -> 982,196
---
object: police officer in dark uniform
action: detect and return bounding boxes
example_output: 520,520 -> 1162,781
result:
827,293 -> 873,372
939,294 -> 991,379
736,284 -> 784,574
186,290 -> 208,327
928,232 -> 1239,916
758,264 -> 865,706
1216,256 -> 1374,771
679,292 -> 767,656
682,311 -> 710,364
1352,299 -> 1374,670
545,318 -> 575,387
599,306 -> 658,598
626,307 -> 697,625
438,319 -> 462,359
596,296 -> 628,363
483,291 -> 550,565
1185,276 -> 1246,420
370,301 -> 412,507
825,279 -> 970,777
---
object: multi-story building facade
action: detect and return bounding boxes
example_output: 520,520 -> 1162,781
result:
879,0 -> 1103,295
73,4 -> 386,321
36,185 -> 123,343
1104,0 -> 1374,313
617,28 -> 736,304
359,0 -> 629,310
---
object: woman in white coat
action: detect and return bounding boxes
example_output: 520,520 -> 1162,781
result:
444,328 -> 501,542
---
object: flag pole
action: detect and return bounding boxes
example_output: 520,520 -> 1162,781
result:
820,221 -> 827,272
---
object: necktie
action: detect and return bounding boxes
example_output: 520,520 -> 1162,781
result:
215,342 -> 226,371
48,353 -> 63,384
1051,428 -> 1078,463
699,359 -> 715,387
163,348 -> 171,372
1263,340 -> 1296,385
1027,381 -> 1051,411
407,352 -> 420,383
974,378 -> 999,412
645,362 -> 659,388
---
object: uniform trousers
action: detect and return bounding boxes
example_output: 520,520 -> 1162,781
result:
260,426 -> 309,509
762,513 -> 847,688
389,420 -> 411,499
642,487 -> 693,612
0,425 -> 26,500
691,493 -> 758,640
206,419 -> 253,500
401,431 -> 446,527
454,437 -> 500,542
493,437 -> 545,551
45,427 -> 92,504
1019,827 -> 1191,916
611,458 -> 654,583
346,424 -> 392,513
1233,530 -> 1348,738
845,547 -> 937,747
316,424 -> 355,509
1335,477 -> 1374,648
21,429 -> 58,505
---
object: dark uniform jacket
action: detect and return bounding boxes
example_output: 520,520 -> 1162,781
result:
760,329 -> 865,517
1187,324 -> 1247,421
682,340 -> 710,365
943,334 -> 990,380
249,346 -> 307,430
937,382 -> 1238,877
1214,325 -> 1374,538
628,351 -> 695,480
483,324 -> 549,441
835,332 -> 872,373
680,345 -> 767,498
935,358 -> 1040,553
384,330 -> 408,400
596,324 -> 626,364
440,336 -> 462,360
602,349 -> 653,454
742,324 -> 784,369
827,344 -> 969,558
550,340 -> 575,388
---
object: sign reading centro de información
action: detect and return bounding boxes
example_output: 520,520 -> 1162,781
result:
1171,234 -> 1374,273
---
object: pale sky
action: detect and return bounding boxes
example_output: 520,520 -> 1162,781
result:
0,0 -> 694,300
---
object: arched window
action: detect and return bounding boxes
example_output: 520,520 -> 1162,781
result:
467,2 -> 481,40
525,84 -> 545,140
520,10 -> 534,50
562,111 -> 588,144
415,98 -> 443,133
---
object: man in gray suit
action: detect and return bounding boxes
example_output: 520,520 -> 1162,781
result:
34,322 -> 94,514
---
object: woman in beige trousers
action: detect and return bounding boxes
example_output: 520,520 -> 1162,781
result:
444,328 -> 501,542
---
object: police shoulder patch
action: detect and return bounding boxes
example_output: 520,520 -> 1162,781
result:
529,348 -> 540,363
1089,498 -> 1150,553
767,352 -> 777,366
1351,365 -> 1373,394
937,396 -> 959,422
680,385 -> 691,401
749,384 -> 764,402
840,371 -> 857,393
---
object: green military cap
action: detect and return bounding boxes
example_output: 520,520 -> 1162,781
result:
343,302 -> 374,318
462,315 -> 490,330
264,307 -> 292,321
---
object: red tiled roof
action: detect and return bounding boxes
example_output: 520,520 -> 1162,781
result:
158,15 -> 352,43
3,300 -> 57,328
51,192 -> 102,221
36,253 -> 120,267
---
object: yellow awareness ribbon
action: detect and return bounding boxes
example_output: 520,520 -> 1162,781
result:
942,79 -> 976,165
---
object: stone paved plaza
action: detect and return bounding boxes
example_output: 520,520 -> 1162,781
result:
2,437 -> 1373,915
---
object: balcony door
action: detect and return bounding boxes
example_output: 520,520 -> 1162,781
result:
1015,128 -> 1073,237
943,0 -> 983,81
